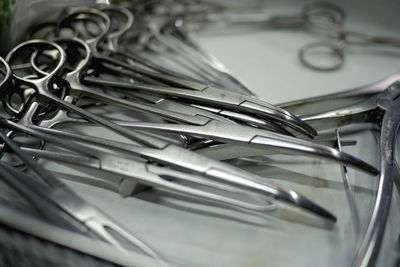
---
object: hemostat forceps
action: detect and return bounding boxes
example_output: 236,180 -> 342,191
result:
26,38 -> 378,174
24,37 -> 376,176
1,116 -> 337,221
6,101 -> 278,213
279,77 -> 400,267
31,19 -> 294,135
83,74 -> 317,138
114,118 -> 378,175
25,38 -> 378,174
55,7 -> 317,138
0,46 -> 336,222
16,86 -> 376,176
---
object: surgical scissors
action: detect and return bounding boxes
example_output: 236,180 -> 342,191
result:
28,36 -> 294,139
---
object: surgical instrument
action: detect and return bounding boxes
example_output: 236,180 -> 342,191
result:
279,77 -> 400,267
20,34 -> 379,173
0,47 -> 339,222
54,7 -> 317,137
5,100 -> 278,212
0,116 -> 336,221
24,37 -> 378,174
29,10 -> 309,137
179,1 -> 400,71
298,21 -> 400,71
177,2 -> 345,31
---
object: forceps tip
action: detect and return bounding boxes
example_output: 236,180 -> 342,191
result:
302,198 -> 337,223
346,153 -> 379,176
300,119 -> 318,137
279,188 -> 337,223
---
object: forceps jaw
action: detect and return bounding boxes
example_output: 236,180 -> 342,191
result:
117,119 -> 378,175
82,76 -> 318,137
205,167 -> 337,223
250,135 -> 379,175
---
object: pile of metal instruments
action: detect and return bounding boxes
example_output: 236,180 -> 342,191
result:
0,1 -> 399,266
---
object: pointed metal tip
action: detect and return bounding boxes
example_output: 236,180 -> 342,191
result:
280,189 -> 337,223
354,158 -> 380,176
284,115 -> 318,138
275,105 -> 318,137
239,100 -> 319,137
297,197 -> 337,223
279,114 -> 320,138
298,117 -> 318,136
311,203 -> 337,223
250,134 -> 378,176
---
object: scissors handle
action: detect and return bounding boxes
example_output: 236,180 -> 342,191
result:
6,40 -> 66,84
298,41 -> 344,71
3,41 -> 64,116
